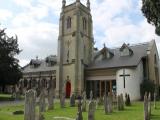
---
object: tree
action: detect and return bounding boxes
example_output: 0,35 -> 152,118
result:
0,27 -> 22,92
141,0 -> 160,36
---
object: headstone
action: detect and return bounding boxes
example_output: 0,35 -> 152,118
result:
88,100 -> 95,120
125,93 -> 131,106
148,93 -> 151,119
47,80 -> 54,110
36,80 -> 40,97
117,94 -> 124,111
82,91 -> 87,111
70,94 -> 75,107
112,93 -> 117,109
15,84 -> 21,100
120,94 -> 124,110
154,92 -> 156,109
39,90 -> 46,112
76,99 -> 83,120
144,92 -> 149,120
104,93 -> 112,114
60,92 -> 65,108
117,95 -> 121,111
90,91 -> 93,100
24,89 -> 36,120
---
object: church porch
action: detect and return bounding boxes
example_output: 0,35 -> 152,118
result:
86,79 -> 116,99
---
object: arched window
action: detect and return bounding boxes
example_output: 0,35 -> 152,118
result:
83,17 -> 87,30
67,17 -> 71,29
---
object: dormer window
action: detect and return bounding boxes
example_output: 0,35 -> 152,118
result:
30,59 -> 41,68
120,43 -> 133,57
101,44 -> 114,60
45,55 -> 57,66
67,17 -> 71,29
82,17 -> 87,30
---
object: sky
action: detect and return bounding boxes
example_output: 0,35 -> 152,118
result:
0,0 -> 160,67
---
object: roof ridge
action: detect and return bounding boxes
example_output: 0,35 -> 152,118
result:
110,41 -> 150,50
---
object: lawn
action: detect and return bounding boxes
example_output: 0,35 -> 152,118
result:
0,100 -> 159,120
0,94 -> 24,101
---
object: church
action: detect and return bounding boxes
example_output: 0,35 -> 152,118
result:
21,0 -> 160,100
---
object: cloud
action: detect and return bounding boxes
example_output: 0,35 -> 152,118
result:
91,0 -> 160,50
7,22 -> 58,66
0,9 -> 13,21
1,0 -> 160,67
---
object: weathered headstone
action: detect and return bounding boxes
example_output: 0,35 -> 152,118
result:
117,95 -> 121,111
117,94 -> 124,111
154,92 -> 156,109
125,93 -> 131,106
104,93 -> 112,114
112,93 -> 117,109
90,91 -> 93,100
15,84 -> 21,100
120,94 -> 124,110
70,94 -> 75,107
60,92 -> 65,108
24,89 -> 36,120
47,80 -> 54,110
39,90 -> 46,112
88,100 -> 95,120
82,91 -> 87,112
148,93 -> 151,119
144,92 -> 149,120
76,99 -> 83,120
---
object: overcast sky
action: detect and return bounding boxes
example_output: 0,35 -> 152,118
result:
0,0 -> 160,67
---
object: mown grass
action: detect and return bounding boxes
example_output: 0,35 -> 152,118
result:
0,100 -> 160,120
0,94 -> 24,101
0,94 -> 15,101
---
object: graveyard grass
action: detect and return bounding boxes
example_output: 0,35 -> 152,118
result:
0,101 -> 160,120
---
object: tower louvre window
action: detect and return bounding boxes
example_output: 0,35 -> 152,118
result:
67,17 -> 71,29
83,17 -> 87,30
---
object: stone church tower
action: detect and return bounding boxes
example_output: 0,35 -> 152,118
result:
57,0 -> 94,97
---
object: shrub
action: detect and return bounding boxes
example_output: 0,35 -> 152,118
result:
140,80 -> 155,100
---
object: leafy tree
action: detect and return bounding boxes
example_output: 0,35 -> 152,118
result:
141,0 -> 160,36
0,27 -> 22,92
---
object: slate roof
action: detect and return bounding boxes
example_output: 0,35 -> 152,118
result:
22,55 -> 57,73
87,42 -> 150,70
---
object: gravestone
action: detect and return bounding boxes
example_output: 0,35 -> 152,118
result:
117,94 -> 124,111
39,90 -> 46,112
76,99 -> 83,120
15,84 -> 21,100
125,93 -> 131,106
88,100 -> 95,120
24,89 -> 36,120
82,91 -> 87,112
47,79 -> 54,110
36,80 -> 41,97
70,94 -> 75,107
112,93 -> 117,109
120,94 -> 124,110
148,93 -> 151,119
154,92 -> 156,109
117,95 -> 121,110
60,92 -> 65,108
90,91 -> 93,100
144,92 -> 149,120
104,94 -> 112,114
